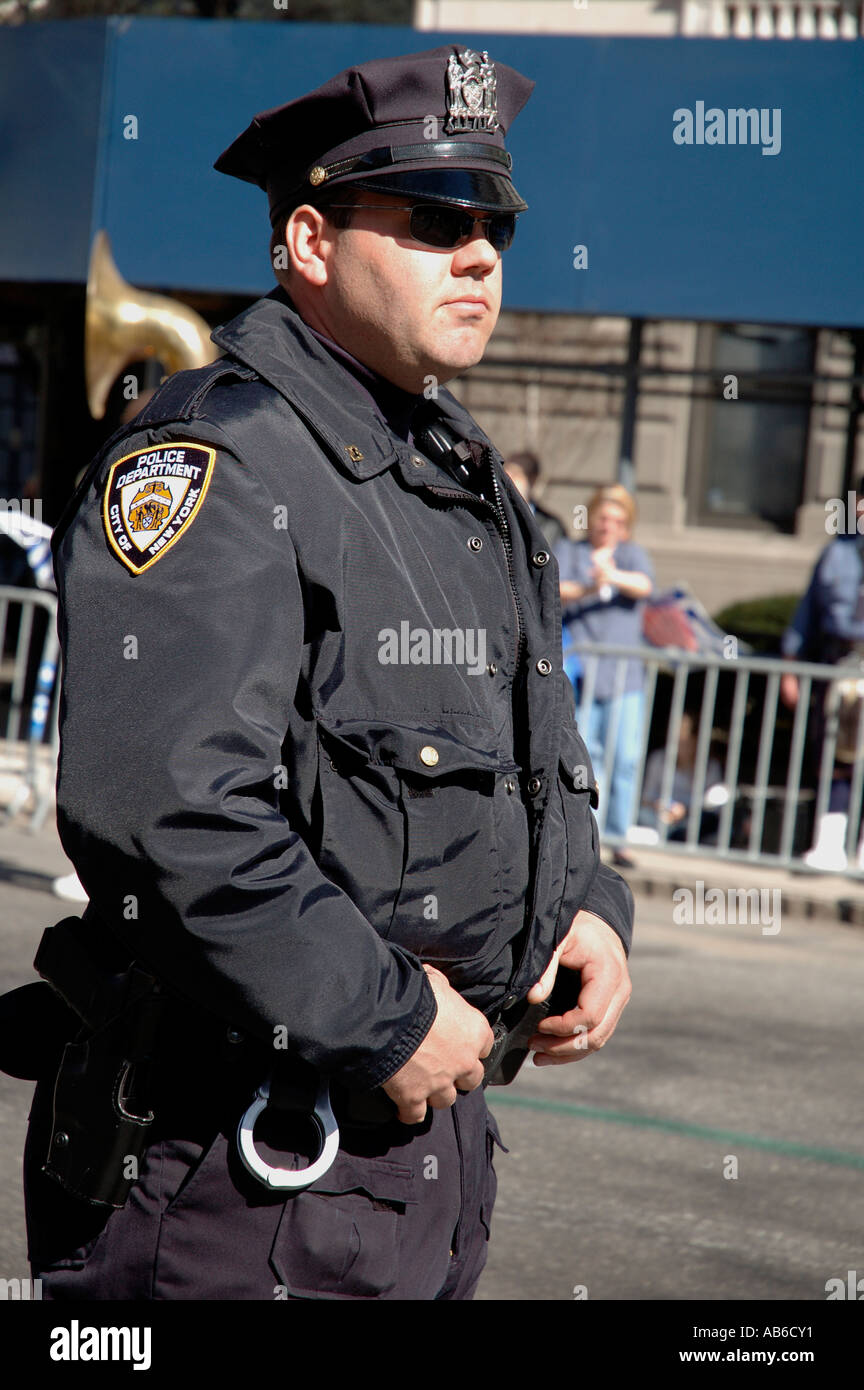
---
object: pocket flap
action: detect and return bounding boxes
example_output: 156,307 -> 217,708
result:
302,1150 -> 416,1205
485,1110 -> 509,1155
317,715 -> 518,778
558,725 -> 599,808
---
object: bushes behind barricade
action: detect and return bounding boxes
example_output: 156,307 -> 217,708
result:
712,594 -> 801,655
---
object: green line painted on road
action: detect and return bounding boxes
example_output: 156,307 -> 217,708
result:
487,1093 -> 864,1171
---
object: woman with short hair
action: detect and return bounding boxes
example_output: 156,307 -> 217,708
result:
556,485 -> 654,867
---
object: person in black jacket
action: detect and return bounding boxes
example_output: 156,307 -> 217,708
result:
503,450 -> 567,548
22,45 -> 633,1301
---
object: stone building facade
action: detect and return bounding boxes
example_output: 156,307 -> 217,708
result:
422,0 -> 864,615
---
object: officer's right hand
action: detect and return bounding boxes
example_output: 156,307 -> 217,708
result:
382,965 -> 494,1125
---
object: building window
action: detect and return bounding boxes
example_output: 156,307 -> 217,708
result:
688,323 -> 814,533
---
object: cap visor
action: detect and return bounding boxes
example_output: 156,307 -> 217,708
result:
345,168 -> 527,213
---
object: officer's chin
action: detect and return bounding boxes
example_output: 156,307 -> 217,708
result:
432,332 -> 495,377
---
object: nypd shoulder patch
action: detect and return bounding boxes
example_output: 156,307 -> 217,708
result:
102,443 -> 216,575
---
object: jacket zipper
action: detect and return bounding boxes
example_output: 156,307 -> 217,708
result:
427,467 -> 543,1002
426,462 -> 526,685
480,448 -> 526,667
481,453 -> 562,999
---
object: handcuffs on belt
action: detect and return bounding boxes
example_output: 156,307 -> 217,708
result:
236,997 -> 554,1192
236,1076 -> 339,1190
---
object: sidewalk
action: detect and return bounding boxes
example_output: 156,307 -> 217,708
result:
0,816 -> 72,897
602,846 -> 864,926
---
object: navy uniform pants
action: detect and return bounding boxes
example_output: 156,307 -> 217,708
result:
24,1078 -> 505,1301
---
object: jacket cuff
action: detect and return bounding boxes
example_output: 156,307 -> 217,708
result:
340,968 -> 439,1091
580,861 -> 634,957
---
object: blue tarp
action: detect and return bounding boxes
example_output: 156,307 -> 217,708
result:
1,18 -> 863,325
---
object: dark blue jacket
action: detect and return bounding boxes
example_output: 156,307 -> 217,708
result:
782,534 -> 864,664
53,289 -> 633,1093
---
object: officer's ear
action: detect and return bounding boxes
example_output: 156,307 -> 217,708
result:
270,220 -> 292,289
284,204 -> 331,289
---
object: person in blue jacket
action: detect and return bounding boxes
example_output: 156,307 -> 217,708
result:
556,485 -> 655,867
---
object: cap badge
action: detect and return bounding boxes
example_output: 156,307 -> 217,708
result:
444,49 -> 499,134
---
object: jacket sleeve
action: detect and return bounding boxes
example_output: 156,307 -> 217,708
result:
817,541 -> 864,644
53,423 -> 436,1091
558,672 -> 634,956
579,860 -> 634,957
624,540 -> 655,587
781,553 -> 823,659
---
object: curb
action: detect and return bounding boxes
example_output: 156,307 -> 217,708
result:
604,855 -> 864,927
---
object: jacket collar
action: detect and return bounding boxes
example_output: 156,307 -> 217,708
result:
210,287 -> 496,481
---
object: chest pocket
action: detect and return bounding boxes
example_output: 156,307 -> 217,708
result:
315,715 -> 522,974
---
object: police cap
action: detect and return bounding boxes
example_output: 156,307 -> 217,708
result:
214,45 -> 533,228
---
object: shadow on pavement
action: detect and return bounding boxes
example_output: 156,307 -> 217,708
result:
0,862 -> 60,896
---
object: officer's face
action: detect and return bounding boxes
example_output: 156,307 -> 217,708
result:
292,191 -> 503,392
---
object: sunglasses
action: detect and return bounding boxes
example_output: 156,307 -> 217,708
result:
323,202 -> 518,252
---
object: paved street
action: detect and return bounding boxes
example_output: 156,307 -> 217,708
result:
478,893 -> 864,1301
1,820 -> 861,1301
0,822 -> 70,1281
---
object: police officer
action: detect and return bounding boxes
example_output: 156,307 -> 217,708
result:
23,45 -> 634,1300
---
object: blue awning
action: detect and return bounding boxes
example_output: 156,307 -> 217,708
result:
2,18 -> 862,326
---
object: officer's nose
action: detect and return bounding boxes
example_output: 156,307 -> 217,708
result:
452,220 -> 501,272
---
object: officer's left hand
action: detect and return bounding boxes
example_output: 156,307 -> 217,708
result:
524,911 -> 631,1065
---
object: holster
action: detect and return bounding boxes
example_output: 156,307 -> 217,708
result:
32,916 -> 167,1208
483,969 -> 583,1087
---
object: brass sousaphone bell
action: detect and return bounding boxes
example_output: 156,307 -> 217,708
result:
85,230 -> 219,420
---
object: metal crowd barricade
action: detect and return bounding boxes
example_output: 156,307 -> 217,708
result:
563,637 -> 864,875
0,586 -> 60,831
